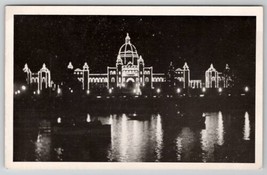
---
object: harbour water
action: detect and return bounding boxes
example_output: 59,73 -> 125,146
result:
14,108 -> 255,162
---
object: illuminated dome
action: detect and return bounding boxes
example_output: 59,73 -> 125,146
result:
118,33 -> 139,65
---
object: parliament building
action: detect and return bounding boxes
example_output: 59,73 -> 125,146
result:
23,33 -> 233,94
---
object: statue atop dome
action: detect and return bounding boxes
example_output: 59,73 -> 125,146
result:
125,33 -> 131,44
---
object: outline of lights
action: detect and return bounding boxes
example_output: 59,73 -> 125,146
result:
37,89 -> 40,95
109,88 -> 112,94
33,91 -> 36,95
218,88 -> 223,93
156,88 -> 161,94
177,88 -> 181,94
21,85 -> 26,91
70,89 -> 73,93
202,87 -> 206,93
86,90 -> 90,95
17,90 -> 21,94
245,86 -> 249,92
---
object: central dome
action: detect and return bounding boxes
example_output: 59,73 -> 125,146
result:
118,33 -> 139,65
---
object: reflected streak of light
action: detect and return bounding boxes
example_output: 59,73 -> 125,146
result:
201,117 -> 210,152
176,137 -> 182,161
133,120 -> 138,139
35,133 -> 51,161
120,114 -> 128,161
243,112 -> 251,140
132,120 -> 142,161
200,113 -> 218,162
217,111 -> 224,145
107,114 -> 115,161
109,114 -> 113,125
178,127 -> 195,161
54,147 -> 64,161
155,114 -> 163,161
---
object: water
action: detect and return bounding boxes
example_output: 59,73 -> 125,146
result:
14,110 -> 255,162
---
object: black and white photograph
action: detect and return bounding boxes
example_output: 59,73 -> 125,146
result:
5,6 -> 263,169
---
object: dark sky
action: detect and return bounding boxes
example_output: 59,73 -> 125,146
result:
14,15 -> 256,86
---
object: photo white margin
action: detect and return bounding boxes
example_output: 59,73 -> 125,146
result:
4,6 -> 263,170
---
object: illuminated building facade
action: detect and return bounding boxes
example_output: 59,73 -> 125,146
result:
205,64 -> 233,88
70,33 -> 165,92
23,34 -> 233,93
174,63 -> 233,89
23,63 -> 52,92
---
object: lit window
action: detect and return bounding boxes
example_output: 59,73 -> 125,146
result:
145,77 -> 149,82
111,77 -> 115,83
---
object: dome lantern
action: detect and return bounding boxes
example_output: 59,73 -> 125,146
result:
118,33 -> 139,65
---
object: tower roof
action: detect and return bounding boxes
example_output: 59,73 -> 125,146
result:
83,62 -> 89,69
183,62 -> 189,70
117,55 -> 122,62
138,55 -> 144,63
67,62 -> 74,69
207,63 -> 217,72
23,63 -> 30,72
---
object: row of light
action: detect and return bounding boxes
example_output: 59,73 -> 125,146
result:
156,86 -> 249,94
16,85 -> 250,96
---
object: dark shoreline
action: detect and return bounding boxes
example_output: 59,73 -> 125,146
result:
14,95 -> 255,114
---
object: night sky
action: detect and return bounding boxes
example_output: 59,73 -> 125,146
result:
14,15 -> 256,86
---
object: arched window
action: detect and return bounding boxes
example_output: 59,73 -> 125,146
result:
111,77 -> 115,83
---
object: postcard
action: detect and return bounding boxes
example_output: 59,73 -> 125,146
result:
5,6 -> 263,169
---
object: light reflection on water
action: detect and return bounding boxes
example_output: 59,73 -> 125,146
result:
17,110 -> 254,162
35,133 -> 51,161
201,112 -> 224,162
243,112 -> 251,141
155,114 -> 163,161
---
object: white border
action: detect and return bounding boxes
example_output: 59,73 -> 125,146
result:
5,6 -> 263,170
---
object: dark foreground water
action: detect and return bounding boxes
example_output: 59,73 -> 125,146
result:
14,108 -> 255,162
